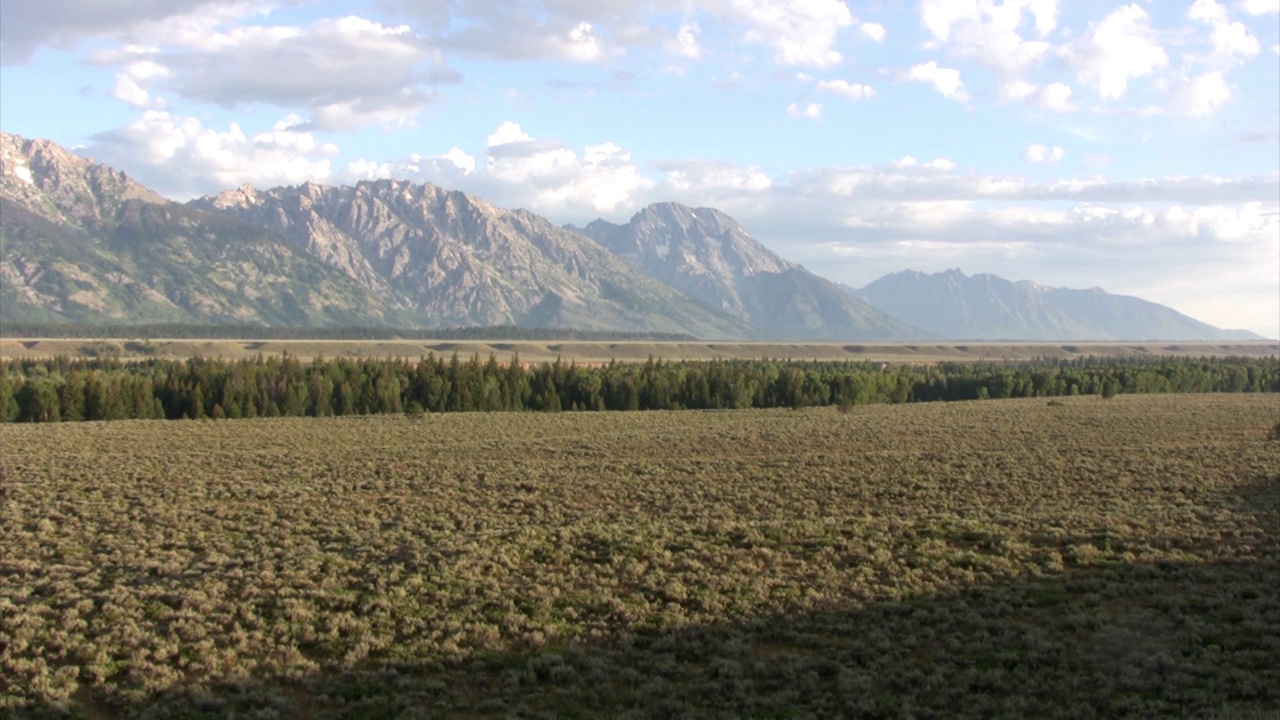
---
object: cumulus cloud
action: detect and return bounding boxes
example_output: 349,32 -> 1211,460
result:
476,122 -> 653,213
0,0 -> 227,63
105,14 -> 454,131
659,159 -> 773,193
1237,0 -> 1280,13
731,0 -> 854,67
817,79 -> 874,100
1170,71 -> 1232,115
859,22 -> 885,42
391,0 -> 859,67
906,62 -> 969,101
786,102 -> 822,120
1001,80 -> 1074,111
402,0 -> 625,62
919,0 -> 1059,77
335,121 -> 658,216
111,72 -> 152,108
89,112 -> 339,199
1064,4 -> 1168,100
672,21 -> 701,59
1189,0 -> 1261,62
347,147 -> 477,186
1024,144 -> 1065,163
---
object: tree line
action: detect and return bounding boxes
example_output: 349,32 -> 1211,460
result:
0,354 -> 1275,422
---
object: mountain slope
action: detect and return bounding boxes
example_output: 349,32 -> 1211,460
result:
191,181 -> 754,338
854,269 -> 1261,341
579,203 -> 925,340
1,132 -> 403,327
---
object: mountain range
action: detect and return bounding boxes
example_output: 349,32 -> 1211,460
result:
853,270 -> 1261,341
576,203 -> 916,340
0,131 -> 1262,341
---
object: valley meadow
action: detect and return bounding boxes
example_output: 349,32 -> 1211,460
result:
2,394 -> 1277,718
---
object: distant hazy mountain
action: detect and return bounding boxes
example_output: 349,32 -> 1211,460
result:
1,131 -> 404,327
578,202 -> 925,340
191,182 -> 753,338
854,269 -> 1262,341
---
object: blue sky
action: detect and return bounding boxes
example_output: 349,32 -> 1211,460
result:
1,0 -> 1277,336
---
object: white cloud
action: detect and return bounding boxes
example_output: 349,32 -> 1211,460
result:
918,0 -> 1059,77
0,0 -> 227,63
1210,18 -> 1261,61
1002,80 -> 1038,101
1190,0 -> 1261,65
1040,82 -> 1075,112
816,79 -> 874,100
1065,4 -> 1168,100
1237,0 -> 1280,13
731,0 -> 854,67
906,62 -> 969,101
555,21 -> 606,62
787,102 -> 823,120
91,13 -> 454,131
672,21 -> 701,59
413,0 -> 632,63
391,0 -> 858,68
1171,71 -> 1232,115
347,147 -> 477,185
111,74 -> 151,108
1001,80 -> 1074,111
89,111 -> 338,199
1190,0 -> 1229,22
110,57 -> 173,107
859,22 -> 885,42
1024,144 -> 1065,163
480,122 -> 652,213
660,158 -> 768,194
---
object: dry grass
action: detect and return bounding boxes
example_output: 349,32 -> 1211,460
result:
1,394 -> 1277,718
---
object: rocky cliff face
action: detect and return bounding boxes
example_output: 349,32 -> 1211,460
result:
1,131 -> 407,327
190,181 -> 754,337
1,132 -> 166,226
580,203 -> 925,340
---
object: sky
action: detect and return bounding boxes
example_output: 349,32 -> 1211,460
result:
1,1 -> 1277,337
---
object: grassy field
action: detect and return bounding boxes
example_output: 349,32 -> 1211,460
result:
1,337 -> 1277,363
2,395 -> 1278,718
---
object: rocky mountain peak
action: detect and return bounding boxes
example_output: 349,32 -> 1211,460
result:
580,201 -> 918,340
1,131 -> 164,226
206,183 -> 261,210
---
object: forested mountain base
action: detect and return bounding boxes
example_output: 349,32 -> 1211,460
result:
1,396 -> 1276,717
1,355 -> 1276,422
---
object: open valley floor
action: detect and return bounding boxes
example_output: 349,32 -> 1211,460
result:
2,394 -> 1278,718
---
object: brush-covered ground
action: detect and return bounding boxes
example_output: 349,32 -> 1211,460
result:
1,394 -> 1277,718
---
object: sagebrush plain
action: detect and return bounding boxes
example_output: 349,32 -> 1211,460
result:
2,394 -> 1277,718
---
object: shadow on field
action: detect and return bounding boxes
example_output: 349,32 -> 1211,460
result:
17,475 -> 1279,720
